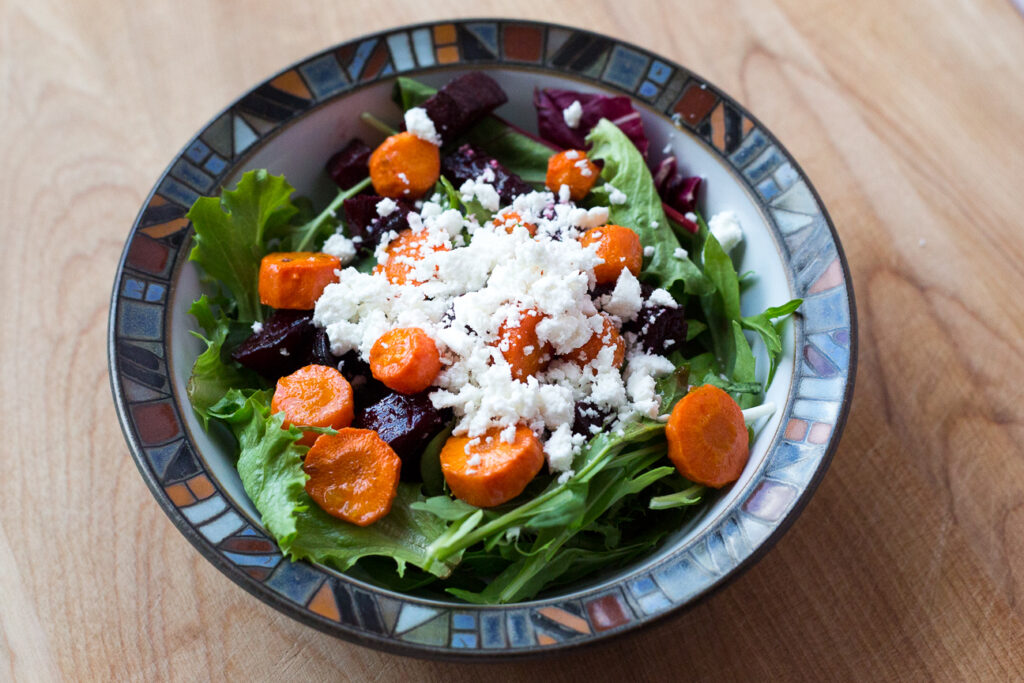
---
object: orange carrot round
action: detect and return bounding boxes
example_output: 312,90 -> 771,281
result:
546,149 -> 599,201
579,225 -> 643,284
440,426 -> 545,507
271,364 -> 354,446
258,252 -> 341,310
666,384 -> 750,488
380,229 -> 449,285
492,210 -> 537,236
303,428 -> 401,526
496,308 -> 552,381
569,314 -> 625,368
369,132 -> 440,199
369,327 -> 442,394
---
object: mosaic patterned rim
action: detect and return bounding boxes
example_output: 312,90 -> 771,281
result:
108,18 -> 857,659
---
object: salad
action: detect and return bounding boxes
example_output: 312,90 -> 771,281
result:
185,72 -> 800,604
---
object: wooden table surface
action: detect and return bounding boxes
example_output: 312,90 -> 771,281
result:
4,0 -> 1024,679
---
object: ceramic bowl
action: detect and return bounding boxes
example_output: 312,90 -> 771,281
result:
109,19 -> 856,658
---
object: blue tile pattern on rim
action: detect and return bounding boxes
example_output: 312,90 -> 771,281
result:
299,54 -> 350,99
603,44 -> 649,90
110,19 -> 853,658
265,562 -> 323,605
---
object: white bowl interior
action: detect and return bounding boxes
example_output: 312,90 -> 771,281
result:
169,67 -> 796,599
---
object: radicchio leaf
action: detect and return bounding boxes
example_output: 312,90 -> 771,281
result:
535,88 -> 649,156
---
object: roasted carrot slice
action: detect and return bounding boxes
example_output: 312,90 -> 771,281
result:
369,327 -> 442,394
303,428 -> 401,526
369,131 -> 441,199
440,426 -> 545,507
492,209 -> 537,236
545,149 -> 599,201
569,314 -> 625,368
666,384 -> 749,488
271,364 -> 354,446
496,307 -> 551,381
579,225 -> 643,284
258,252 -> 341,310
381,229 -> 449,285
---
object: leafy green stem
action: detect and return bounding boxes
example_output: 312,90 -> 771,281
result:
293,177 -> 372,252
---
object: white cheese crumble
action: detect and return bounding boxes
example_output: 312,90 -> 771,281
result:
602,269 -> 642,321
606,183 -> 627,205
673,247 -> 689,260
562,100 -> 583,129
322,233 -> 358,265
460,176 -> 501,212
646,288 -> 679,309
708,210 -> 744,253
643,246 -> 655,258
403,107 -> 442,146
251,321 -> 263,334
376,197 -> 398,217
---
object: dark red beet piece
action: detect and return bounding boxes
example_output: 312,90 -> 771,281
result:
332,350 -> 388,410
422,72 -> 508,145
441,144 -> 534,204
354,391 -> 448,480
534,88 -> 649,156
342,194 -> 416,254
326,139 -> 372,189
231,310 -> 313,379
572,401 -> 611,438
626,304 -> 688,355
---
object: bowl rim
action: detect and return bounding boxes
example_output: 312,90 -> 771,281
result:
108,17 -> 857,659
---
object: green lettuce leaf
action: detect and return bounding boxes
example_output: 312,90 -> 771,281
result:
185,296 -> 260,428
209,390 -> 459,578
741,298 -> 803,386
187,170 -> 299,323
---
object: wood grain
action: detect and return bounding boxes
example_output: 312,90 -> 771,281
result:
3,0 -> 1024,679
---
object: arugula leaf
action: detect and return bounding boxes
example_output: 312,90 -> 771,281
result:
185,296 -> 260,428
209,390 -> 459,578
649,484 -> 704,510
187,170 -> 299,323
741,298 -> 801,386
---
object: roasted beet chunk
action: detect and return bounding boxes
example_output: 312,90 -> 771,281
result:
231,310 -> 313,378
334,351 -> 388,409
422,72 -> 508,145
442,144 -> 534,204
326,139 -> 372,189
342,194 -> 415,254
572,401 -> 611,438
628,304 -> 688,355
354,391 -> 448,479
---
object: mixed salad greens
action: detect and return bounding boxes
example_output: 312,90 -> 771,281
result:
185,73 -> 800,603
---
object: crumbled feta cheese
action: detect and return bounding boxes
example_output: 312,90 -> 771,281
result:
564,150 -> 580,160
606,183 -> 627,205
684,211 -> 697,223
574,159 -> 593,177
376,197 -> 398,217
557,470 -> 575,485
251,321 -> 264,334
624,353 -> 675,418
562,100 -> 583,129
646,288 -> 679,309
322,233 -> 358,265
460,176 -> 501,212
602,270 -> 642,321
650,220 -> 659,229
398,172 -> 410,185
643,246 -> 655,258
673,247 -> 689,260
279,348 -> 290,357
708,210 -> 744,253
558,184 -> 571,203
313,185 -> 682,453
403,107 -> 442,146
